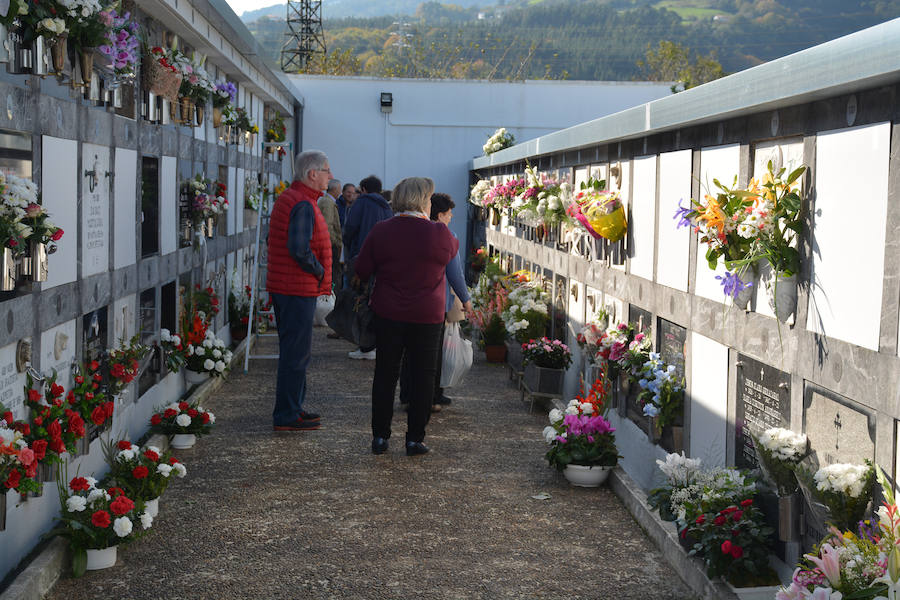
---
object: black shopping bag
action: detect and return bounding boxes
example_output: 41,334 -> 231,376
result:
326,287 -> 375,348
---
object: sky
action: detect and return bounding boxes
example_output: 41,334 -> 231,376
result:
224,0 -> 283,17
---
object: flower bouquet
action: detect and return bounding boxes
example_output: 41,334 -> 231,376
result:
97,9 -> 139,82
502,284 -> 549,343
23,373 -> 87,460
185,175 -> 228,228
178,53 -> 215,107
0,409 -> 42,493
637,352 -> 684,431
797,460 -> 875,533
104,439 -> 186,505
647,452 -> 704,522
511,165 -> 573,230
752,427 -> 808,496
187,283 -> 220,324
159,328 -> 186,372
0,173 -> 42,258
470,274 -> 509,352
213,81 -> 236,110
469,246 -> 487,273
522,337 -> 572,370
69,361 -> 113,429
184,329 -> 233,378
483,127 -> 514,155
596,322 -> 634,380
149,401 -> 215,437
543,401 -> 619,481
566,177 -> 627,242
106,334 -> 150,398
142,45 -> 182,102
53,474 -> 152,576
468,179 -> 493,208
617,331 -> 651,381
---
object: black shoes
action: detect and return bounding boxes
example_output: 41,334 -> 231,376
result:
371,437 -> 389,455
405,441 -> 429,456
435,395 -> 453,406
299,411 -> 320,422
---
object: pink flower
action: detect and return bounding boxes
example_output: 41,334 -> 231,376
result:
18,447 -> 35,466
24,203 -> 42,218
805,544 -> 842,587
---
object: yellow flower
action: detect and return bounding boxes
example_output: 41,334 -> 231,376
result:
696,194 -> 726,232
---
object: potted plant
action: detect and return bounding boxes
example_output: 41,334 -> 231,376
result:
104,439 -> 186,518
637,352 -> 685,445
483,127 -> 515,156
543,397 -> 618,487
522,337 -> 572,395
228,281 -> 251,342
502,282 -> 549,370
470,272 -> 509,363
752,427 -> 808,547
53,474 -> 152,575
180,314 -> 232,385
149,401 -> 215,449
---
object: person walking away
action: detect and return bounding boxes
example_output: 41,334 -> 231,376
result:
343,175 -> 392,360
399,193 -> 472,412
266,150 -> 333,431
318,178 -> 343,295
336,183 -> 357,229
354,177 -> 457,456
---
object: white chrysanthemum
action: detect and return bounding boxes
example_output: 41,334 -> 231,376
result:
212,349 -> 222,359
814,463 -> 871,498
548,408 -> 563,424
66,495 -> 87,512
564,403 -> 579,416
542,426 -> 557,444
206,412 -> 216,424
113,516 -> 133,537
156,464 -> 172,478
202,339 -> 213,349
173,463 -> 187,478
758,427 -> 807,461
139,512 -> 153,530
203,359 -> 215,371
116,449 -> 136,462
214,361 -> 225,373
175,413 -> 192,427
87,488 -> 106,503
580,402 -> 594,415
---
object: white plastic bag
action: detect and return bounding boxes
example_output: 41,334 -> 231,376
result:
440,322 -> 473,388
314,293 -> 335,327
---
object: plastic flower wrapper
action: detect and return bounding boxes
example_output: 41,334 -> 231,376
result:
567,176 -> 626,242
483,127 -> 515,155
637,353 -> 684,430
796,457 -> 875,533
501,283 -> 549,343
468,179 -> 492,207
751,427 -> 808,496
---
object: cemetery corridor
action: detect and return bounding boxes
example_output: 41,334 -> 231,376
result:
45,329 -> 693,600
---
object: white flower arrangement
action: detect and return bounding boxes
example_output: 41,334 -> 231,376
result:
469,179 -> 493,206
656,451 -> 703,488
185,331 -> 232,377
483,127 -> 515,155
757,427 -> 807,461
501,284 -> 549,341
814,463 -> 871,499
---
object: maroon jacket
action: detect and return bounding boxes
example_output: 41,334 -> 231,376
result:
266,181 -> 332,297
355,216 -> 458,324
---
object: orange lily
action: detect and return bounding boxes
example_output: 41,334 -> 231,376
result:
696,194 -> 726,233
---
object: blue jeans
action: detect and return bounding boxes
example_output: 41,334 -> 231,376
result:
271,293 -> 317,426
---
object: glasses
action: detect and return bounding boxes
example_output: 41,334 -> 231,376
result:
317,167 -> 332,173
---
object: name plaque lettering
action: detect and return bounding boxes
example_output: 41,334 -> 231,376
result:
658,318 -> 687,381
735,354 -> 791,469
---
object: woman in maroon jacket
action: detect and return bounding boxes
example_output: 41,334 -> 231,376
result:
354,177 -> 458,456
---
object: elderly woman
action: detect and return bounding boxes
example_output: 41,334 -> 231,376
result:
354,177 -> 458,456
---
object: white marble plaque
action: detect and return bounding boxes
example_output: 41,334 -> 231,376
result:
112,295 -> 136,343
231,167 -> 241,235
610,160 -> 629,272
656,150 -> 692,292
603,293 -> 624,327
568,280 -> 585,326
159,156 -> 178,256
113,148 -> 137,269
689,332 -> 728,467
630,155 -> 657,281
694,144 -> 740,302
39,320 -> 76,388
807,123 -> 890,350
81,143 -> 110,277
574,166 -> 589,192
751,139 -> 804,318
41,136 -> 77,290
0,342 -> 25,418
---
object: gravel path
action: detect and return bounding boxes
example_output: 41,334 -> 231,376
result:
46,329 -> 694,600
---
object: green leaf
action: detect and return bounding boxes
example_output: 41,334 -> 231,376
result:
785,166 -> 806,186
71,547 -> 87,578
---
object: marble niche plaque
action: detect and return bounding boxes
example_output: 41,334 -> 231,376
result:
658,318 -> 687,380
628,304 -> 652,334
81,144 -> 110,277
734,354 -> 791,469
803,384 -> 875,466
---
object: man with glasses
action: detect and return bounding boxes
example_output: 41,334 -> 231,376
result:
266,151 -> 333,431
343,174 -> 392,360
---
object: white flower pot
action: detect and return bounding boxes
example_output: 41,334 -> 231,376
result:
184,369 -> 209,386
726,582 -> 783,600
170,433 -> 196,449
145,497 -> 159,518
85,545 -> 117,570
562,464 -> 612,487
765,271 -> 798,322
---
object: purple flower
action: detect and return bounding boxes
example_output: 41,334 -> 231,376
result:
673,199 -> 693,229
715,270 -> 753,299
98,45 -> 113,56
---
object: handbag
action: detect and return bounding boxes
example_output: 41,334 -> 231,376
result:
325,286 -> 375,347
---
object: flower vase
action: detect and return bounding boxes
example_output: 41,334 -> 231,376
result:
562,464 -> 612,487
85,546 -> 117,570
647,417 -> 661,443
230,323 -> 247,343
170,433 -> 196,449
32,36 -> 48,76
777,493 -> 800,542
168,99 -> 178,123
49,34 -> 66,75
244,208 -> 258,229
144,497 -> 159,518
766,271 -> 798,322
523,364 -> 564,396
483,344 -> 506,363
78,49 -> 94,87
205,216 -> 216,238
212,107 -> 223,128
0,248 -> 16,291
490,208 -> 500,227
0,24 -> 8,64
194,105 -> 204,127
184,369 -> 209,386
732,268 -> 757,310
20,242 -> 48,281
179,97 -> 193,126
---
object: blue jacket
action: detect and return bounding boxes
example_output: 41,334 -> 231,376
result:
343,192 -> 392,261
445,234 -> 470,313
336,195 -> 350,228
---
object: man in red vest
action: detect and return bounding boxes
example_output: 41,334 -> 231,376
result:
266,150 -> 333,431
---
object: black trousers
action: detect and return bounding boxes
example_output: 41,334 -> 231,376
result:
372,315 -> 443,443
399,321 -> 446,405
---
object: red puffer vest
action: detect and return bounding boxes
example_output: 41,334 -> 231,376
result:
266,181 -> 332,297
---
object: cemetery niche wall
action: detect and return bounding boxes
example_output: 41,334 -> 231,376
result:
0,0 -> 299,585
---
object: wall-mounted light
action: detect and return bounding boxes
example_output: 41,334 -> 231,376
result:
380,92 -> 393,113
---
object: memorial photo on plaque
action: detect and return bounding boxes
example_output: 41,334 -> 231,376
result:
658,318 -> 686,381
81,307 -> 108,442
628,304 -> 652,334
734,354 -> 791,469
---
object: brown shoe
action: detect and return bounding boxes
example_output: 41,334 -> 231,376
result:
431,404 -> 442,413
326,331 -> 341,339
273,417 -> 321,431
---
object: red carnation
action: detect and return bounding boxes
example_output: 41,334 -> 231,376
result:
730,545 -> 743,559
66,391 -> 75,404
2,411 -> 12,424
24,462 -> 36,478
92,382 -> 98,390
91,510 -> 111,528
721,540 -> 732,555
33,416 -> 43,426
201,413 -> 210,424
49,438 -> 65,454
695,514 -> 705,525
27,389 -> 41,403
50,383 -> 64,398
31,439 -> 47,461
713,515 -> 726,526
143,450 -> 159,462
13,422 -> 29,435
188,409 -> 199,418
89,360 -> 99,371
178,402 -> 189,411
4,469 -> 21,489
150,414 -> 162,426
90,405 -> 106,426
111,363 -> 126,378
74,376 -> 84,384
69,476 -> 90,491
47,419 -> 61,438
169,457 -> 179,465
732,510 -> 743,522
68,414 -> 85,438
104,402 -> 114,419
108,487 -> 124,497
50,228 -> 63,241
132,466 -> 149,480
93,372 -> 102,382
109,495 -> 134,516
85,392 -> 94,401
740,499 -> 753,507
163,408 -> 177,419
117,440 -> 132,450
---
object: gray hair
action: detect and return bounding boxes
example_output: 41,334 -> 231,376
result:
327,178 -> 341,195
392,177 -> 434,213
294,150 -> 328,182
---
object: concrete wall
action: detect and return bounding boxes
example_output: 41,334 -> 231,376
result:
290,75 -> 672,242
